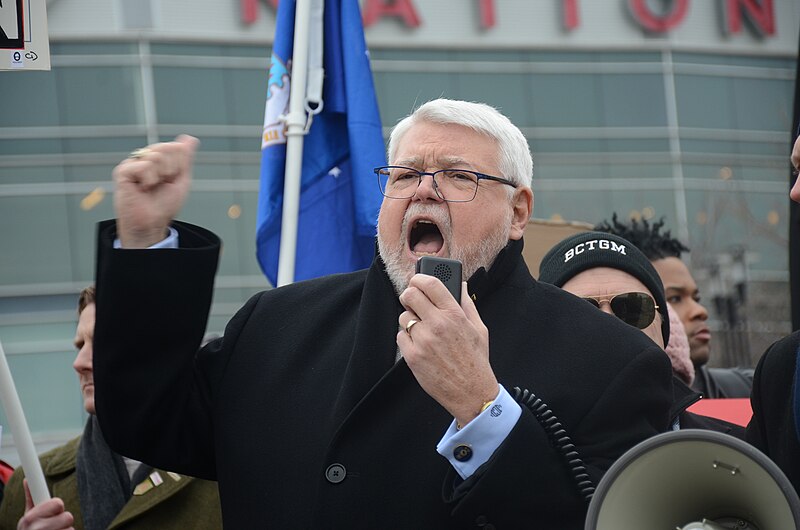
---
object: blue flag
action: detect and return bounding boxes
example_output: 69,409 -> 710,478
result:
256,0 -> 386,286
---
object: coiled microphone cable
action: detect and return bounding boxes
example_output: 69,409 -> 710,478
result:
512,386 -> 595,502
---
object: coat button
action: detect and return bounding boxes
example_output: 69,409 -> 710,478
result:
453,444 -> 473,462
325,463 -> 346,484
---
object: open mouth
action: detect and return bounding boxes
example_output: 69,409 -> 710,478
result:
409,219 -> 444,256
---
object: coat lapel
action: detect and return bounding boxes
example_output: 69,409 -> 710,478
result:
328,257 -> 403,429
108,471 -> 192,528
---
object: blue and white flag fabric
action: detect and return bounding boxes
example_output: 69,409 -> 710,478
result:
256,0 -> 386,286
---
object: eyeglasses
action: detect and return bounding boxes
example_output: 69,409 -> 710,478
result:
581,292 -> 659,330
374,165 -> 517,203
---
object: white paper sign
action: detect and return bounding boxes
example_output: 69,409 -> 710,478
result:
1,0 -> 51,71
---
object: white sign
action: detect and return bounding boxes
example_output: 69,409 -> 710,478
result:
1,0 -> 51,71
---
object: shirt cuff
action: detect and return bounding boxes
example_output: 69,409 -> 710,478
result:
113,227 -> 179,249
436,384 -> 522,480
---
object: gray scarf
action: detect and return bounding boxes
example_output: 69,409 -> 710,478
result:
76,415 -> 149,530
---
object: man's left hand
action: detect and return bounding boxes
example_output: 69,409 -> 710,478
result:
398,274 -> 499,428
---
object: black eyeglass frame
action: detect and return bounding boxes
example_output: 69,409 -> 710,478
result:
374,165 -> 518,203
581,291 -> 660,330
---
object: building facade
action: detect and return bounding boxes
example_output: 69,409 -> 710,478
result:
0,0 -> 798,461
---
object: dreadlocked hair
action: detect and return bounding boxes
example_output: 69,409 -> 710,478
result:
594,213 -> 689,261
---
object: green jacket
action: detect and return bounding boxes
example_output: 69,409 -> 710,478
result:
0,436 -> 222,530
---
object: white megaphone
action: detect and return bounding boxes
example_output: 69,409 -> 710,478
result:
585,429 -> 800,530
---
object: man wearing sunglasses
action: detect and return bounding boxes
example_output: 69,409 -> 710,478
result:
539,231 -> 743,436
593,214 -> 754,399
90,99 -> 674,528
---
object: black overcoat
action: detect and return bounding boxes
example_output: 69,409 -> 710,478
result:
93,220 -> 672,529
747,331 -> 800,494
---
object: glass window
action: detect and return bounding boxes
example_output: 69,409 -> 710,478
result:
675,75 -> 735,129
229,159 -> 261,182
682,138 -> 789,157
0,165 -> 66,185
373,71 -> 457,126
0,351 -> 85,435
604,138 -> 671,152
0,71 -> 60,127
599,74 -> 667,127
57,67 -> 144,126
151,43 -> 226,56
62,136 -> 148,155
236,190 -> 263,277
370,49 -> 451,61
684,189 -> 788,272
231,137 -> 262,153
454,73 -> 531,126
154,67 -> 228,124
51,43 -> 137,55
531,189 -> 676,229
532,139 -> 606,154
683,163 -> 789,183
534,158 -> 672,181
532,138 -> 670,154
0,301 -> 86,436
676,75 -> 793,132
529,74 -> 601,127
156,69 -> 265,128
673,52 -> 794,69
0,196 -> 74,284
228,69 -> 269,125
66,193 -> 115,281
0,139 -> 63,156
179,191 -> 244,278
736,165 -> 792,183
731,77 -> 793,132
64,164 -> 117,185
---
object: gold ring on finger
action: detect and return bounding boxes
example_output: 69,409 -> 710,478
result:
129,147 -> 152,160
405,319 -> 420,335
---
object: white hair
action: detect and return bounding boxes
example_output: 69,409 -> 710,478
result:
387,99 -> 533,189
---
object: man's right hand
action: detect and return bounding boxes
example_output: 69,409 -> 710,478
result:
113,135 -> 199,248
17,480 -> 74,530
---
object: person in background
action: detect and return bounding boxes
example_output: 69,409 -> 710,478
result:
0,286 -> 222,530
665,304 -> 695,387
538,231 -> 743,437
594,214 -> 753,398
746,134 -> 800,493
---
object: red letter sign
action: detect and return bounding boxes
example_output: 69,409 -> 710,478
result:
628,0 -> 689,33
241,0 -> 279,25
723,0 -> 775,37
562,0 -> 580,31
362,0 -> 422,28
479,0 -> 496,29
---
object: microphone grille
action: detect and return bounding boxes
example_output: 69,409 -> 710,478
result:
433,263 -> 452,282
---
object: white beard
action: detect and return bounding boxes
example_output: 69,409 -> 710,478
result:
377,202 -> 513,296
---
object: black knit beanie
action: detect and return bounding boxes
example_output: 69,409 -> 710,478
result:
538,231 -> 670,346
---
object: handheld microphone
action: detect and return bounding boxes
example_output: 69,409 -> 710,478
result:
415,257 -> 462,300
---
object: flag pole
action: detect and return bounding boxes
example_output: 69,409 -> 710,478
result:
790,27 -> 800,330
0,339 -> 50,504
277,0 -> 314,287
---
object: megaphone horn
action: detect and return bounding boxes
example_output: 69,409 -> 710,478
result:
585,429 -> 800,530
